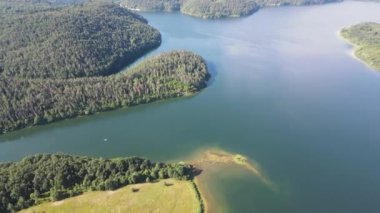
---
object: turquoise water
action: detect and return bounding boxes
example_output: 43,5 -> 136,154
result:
1,1 -> 380,212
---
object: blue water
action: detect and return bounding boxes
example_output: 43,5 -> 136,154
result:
1,1 -> 380,212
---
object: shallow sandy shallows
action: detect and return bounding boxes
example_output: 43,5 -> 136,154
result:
186,148 -> 276,213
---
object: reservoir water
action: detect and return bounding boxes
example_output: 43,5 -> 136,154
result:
1,1 -> 380,212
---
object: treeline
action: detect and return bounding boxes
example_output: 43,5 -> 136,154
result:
341,22 -> 380,71
0,0 -> 88,14
0,2 -> 161,79
120,0 -> 259,18
0,154 -> 195,212
0,51 -> 210,134
120,0 -> 183,11
253,0 -> 340,7
119,0 -> 341,19
181,0 -> 259,19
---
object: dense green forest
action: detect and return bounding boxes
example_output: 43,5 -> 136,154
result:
341,22 -> 380,71
253,0 -> 340,7
0,51 -> 209,134
0,0 -> 87,18
181,0 -> 259,19
119,0 -> 341,19
120,0 -> 183,11
0,2 -> 210,134
120,0 -> 259,18
0,154 -> 194,212
0,3 -> 161,79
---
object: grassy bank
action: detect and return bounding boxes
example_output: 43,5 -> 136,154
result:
5,149 -> 272,213
20,179 -> 202,213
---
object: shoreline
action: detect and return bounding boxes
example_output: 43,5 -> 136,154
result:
337,30 -> 379,71
185,148 -> 276,213
192,178 -> 208,213
11,149 -> 271,213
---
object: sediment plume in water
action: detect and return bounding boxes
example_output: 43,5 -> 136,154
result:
183,148 -> 276,213
187,148 -> 274,188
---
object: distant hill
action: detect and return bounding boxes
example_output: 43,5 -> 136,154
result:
253,0 -> 340,7
120,0 -> 183,11
181,0 -> 259,19
119,0 -> 342,19
0,3 -> 161,79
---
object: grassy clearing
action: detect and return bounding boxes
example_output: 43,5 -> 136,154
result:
20,179 -> 201,213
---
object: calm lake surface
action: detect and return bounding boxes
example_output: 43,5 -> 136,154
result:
1,1 -> 380,212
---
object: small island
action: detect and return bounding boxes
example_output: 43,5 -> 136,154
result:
120,0 -> 341,19
341,22 -> 380,71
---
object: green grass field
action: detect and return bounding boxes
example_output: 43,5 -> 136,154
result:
20,179 -> 201,213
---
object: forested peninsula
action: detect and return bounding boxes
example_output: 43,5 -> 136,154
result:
120,0 -> 341,19
0,154 -> 195,212
0,2 -> 210,134
0,51 -> 209,134
341,22 -> 380,71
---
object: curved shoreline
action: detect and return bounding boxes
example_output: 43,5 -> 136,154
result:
0,51 -> 210,134
185,148 -> 276,212
338,31 -> 372,69
338,28 -> 380,71
191,179 -> 208,213
121,0 -> 343,19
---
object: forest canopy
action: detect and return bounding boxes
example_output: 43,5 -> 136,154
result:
181,0 -> 259,19
120,0 -> 183,11
0,1 -> 210,134
341,22 -> 380,71
0,2 -> 161,79
0,154 -> 195,212
0,51 -> 210,134
119,0 -> 341,19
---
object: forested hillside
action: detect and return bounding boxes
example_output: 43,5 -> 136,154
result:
253,0 -> 340,6
0,2 -> 210,134
181,0 -> 259,19
0,3 -> 161,79
0,154 -> 194,212
120,0 -> 183,11
119,0 -> 341,19
0,0 -> 86,16
0,51 -> 210,134
341,22 -> 380,71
